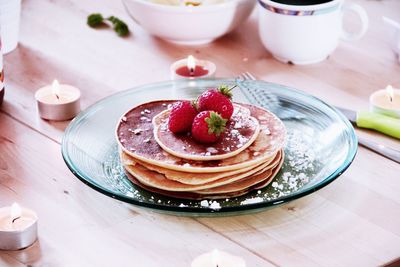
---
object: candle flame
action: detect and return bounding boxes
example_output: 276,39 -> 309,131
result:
212,249 -> 219,267
386,85 -> 394,102
52,79 -> 61,100
10,202 -> 21,223
187,55 -> 196,75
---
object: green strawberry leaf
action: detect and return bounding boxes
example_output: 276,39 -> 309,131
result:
205,111 -> 227,136
217,84 -> 237,99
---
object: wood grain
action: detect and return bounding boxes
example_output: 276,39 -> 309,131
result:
1,0 -> 399,266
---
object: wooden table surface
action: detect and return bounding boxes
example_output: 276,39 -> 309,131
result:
1,0 -> 399,266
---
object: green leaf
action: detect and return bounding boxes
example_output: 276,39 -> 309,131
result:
205,111 -> 227,136
87,13 -> 104,28
107,16 -> 130,36
114,22 -> 129,36
88,13 -> 130,37
217,84 -> 236,99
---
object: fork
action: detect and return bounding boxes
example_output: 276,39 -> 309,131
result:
236,73 -> 304,121
237,72 -> 400,164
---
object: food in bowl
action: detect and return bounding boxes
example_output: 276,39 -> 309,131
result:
122,0 -> 256,45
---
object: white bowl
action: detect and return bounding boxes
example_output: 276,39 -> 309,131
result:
122,0 -> 255,45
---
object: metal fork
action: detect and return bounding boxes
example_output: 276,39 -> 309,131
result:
236,73 -> 305,121
237,72 -> 400,164
239,71 -> 256,80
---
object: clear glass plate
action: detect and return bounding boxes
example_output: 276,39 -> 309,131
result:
61,79 -> 357,216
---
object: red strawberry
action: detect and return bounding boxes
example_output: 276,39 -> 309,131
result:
168,100 -> 198,133
197,85 -> 235,120
191,111 -> 227,143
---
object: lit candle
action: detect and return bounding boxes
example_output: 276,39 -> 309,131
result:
212,249 -> 220,266
170,55 -> 216,80
0,203 -> 38,250
35,79 -> 81,121
370,85 -> 400,118
191,249 -> 246,267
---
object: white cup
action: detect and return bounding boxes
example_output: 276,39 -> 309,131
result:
258,0 -> 369,64
0,0 -> 21,54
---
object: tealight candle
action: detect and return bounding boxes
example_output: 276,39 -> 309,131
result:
191,249 -> 246,267
35,79 -> 81,121
170,55 -> 216,80
0,203 -> 38,250
370,85 -> 400,118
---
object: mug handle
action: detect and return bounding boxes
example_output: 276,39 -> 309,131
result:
340,3 -> 369,41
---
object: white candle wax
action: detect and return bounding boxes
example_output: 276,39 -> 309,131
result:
38,93 -> 73,104
191,249 -> 246,267
0,203 -> 38,250
369,85 -> 400,118
170,55 -> 216,80
35,80 -> 81,121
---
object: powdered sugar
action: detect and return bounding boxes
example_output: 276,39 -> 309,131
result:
132,128 -> 142,135
209,201 -> 221,210
234,121 -> 243,129
239,129 -> 319,205
206,147 -> 218,154
200,200 -> 209,207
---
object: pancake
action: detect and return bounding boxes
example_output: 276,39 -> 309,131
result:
123,150 -> 282,192
116,100 -> 286,173
193,154 -> 283,194
253,154 -> 284,189
124,156 -> 283,200
153,105 -> 260,161
120,151 -> 276,185
126,172 -> 255,200
194,170 -> 273,194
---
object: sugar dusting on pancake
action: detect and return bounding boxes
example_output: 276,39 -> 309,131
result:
153,105 -> 260,161
116,100 -> 286,173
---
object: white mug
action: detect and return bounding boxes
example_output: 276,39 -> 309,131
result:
258,0 -> 369,64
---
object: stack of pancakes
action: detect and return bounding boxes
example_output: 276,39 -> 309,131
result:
116,100 -> 286,200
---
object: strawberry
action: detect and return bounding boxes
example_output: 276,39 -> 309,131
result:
197,85 -> 235,120
168,100 -> 198,133
191,111 -> 227,143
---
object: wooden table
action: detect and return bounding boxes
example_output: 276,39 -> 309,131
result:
1,0 -> 399,266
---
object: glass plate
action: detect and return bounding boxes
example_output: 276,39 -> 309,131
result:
62,79 -> 357,216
